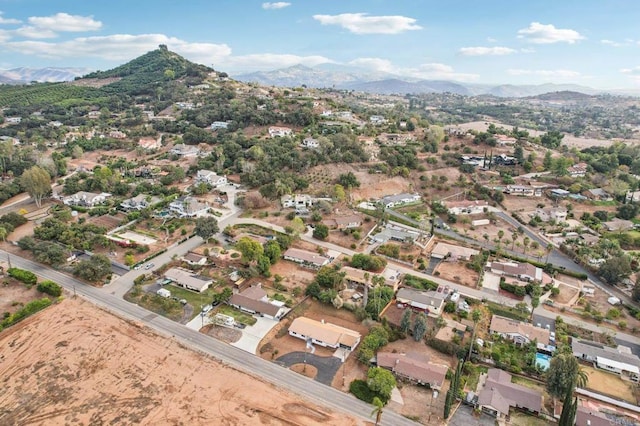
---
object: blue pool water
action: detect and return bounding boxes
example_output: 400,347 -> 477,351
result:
535,353 -> 551,370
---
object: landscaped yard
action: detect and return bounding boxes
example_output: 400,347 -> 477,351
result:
508,411 -> 554,426
583,365 -> 638,404
216,304 -> 257,326
166,283 -> 221,312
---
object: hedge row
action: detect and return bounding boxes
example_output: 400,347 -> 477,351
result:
37,280 -> 62,297
499,281 -> 526,297
8,267 -> 37,286
0,298 -> 52,332
349,379 -> 389,404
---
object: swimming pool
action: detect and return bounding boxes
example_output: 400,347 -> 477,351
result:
535,353 -> 551,371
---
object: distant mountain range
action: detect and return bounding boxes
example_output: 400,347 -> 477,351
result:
0,67 -> 91,84
235,64 -> 629,98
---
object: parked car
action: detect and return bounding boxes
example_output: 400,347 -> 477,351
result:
144,262 -> 155,270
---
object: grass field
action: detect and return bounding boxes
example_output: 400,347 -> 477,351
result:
583,366 -> 637,404
217,305 -> 257,326
166,284 -> 219,313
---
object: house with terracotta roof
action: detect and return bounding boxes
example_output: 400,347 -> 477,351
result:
288,317 -> 361,351
489,315 -> 550,347
476,368 -> 543,418
376,352 -> 449,390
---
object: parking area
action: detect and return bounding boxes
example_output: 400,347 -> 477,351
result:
231,316 -> 280,354
448,404 -> 496,426
482,271 -> 501,292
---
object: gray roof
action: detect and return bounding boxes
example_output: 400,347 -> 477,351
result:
397,287 -> 446,307
572,339 -> 640,368
478,369 -> 542,415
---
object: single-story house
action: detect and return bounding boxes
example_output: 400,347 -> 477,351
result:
169,196 -> 209,217
584,188 -> 612,201
575,406 -> 617,426
445,200 -> 489,215
63,191 -> 112,207
268,126 -> 293,138
477,368 -> 543,418
504,185 -> 543,197
210,121 -> 229,130
229,284 -> 285,320
550,188 -> 570,198
301,137 -> 320,149
380,193 -> 421,209
572,339 -> 640,383
170,143 -> 200,157
182,252 -> 208,266
486,261 -> 543,282
195,170 -> 227,187
489,315 -> 550,347
281,194 -> 314,209
288,317 -> 361,351
568,162 -> 588,178
431,242 -> 479,261
376,352 -> 449,390
602,218 -> 634,232
283,247 -> 330,269
342,265 -> 401,291
396,287 -> 446,317
164,267 -> 213,293
323,214 -> 363,230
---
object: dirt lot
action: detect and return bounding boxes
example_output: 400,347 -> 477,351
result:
201,323 -> 242,343
388,382 -> 447,425
0,274 -> 49,315
551,282 -> 580,305
0,298 -> 364,426
582,366 -> 639,404
270,261 -> 317,288
434,261 -> 479,288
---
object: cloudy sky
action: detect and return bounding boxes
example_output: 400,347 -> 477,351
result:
0,0 -> 638,88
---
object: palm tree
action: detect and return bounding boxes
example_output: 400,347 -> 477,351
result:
511,232 -> 518,250
0,226 -> 7,242
371,397 -> 384,426
468,309 -> 482,361
576,367 -> 588,389
523,236 -> 530,255
545,243 -> 553,263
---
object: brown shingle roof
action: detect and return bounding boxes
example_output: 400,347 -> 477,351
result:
377,352 -> 448,388
490,315 -> 550,345
478,368 -> 542,415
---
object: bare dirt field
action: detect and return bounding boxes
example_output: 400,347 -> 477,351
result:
434,262 -> 479,288
389,382 -> 447,425
552,283 -> 580,305
201,323 -> 242,343
0,298 -> 365,426
582,366 -> 638,404
270,261 -> 317,288
501,196 -> 544,213
0,275 -> 49,315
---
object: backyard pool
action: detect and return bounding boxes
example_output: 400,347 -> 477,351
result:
535,353 -> 551,371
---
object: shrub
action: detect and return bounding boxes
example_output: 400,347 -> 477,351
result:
8,267 -> 37,286
37,280 -> 62,297
349,380 -> 377,403
0,298 -> 52,332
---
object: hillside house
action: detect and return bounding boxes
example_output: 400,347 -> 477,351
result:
431,242 -> 479,261
532,208 -> 567,223
495,135 -> 517,146
5,116 -> 21,124
380,193 -> 421,209
282,248 -> 330,269
164,267 -> 213,293
369,115 -> 387,125
445,200 -> 489,215
170,143 -> 200,157
572,339 -> 640,382
486,261 -> 543,282
584,188 -> 612,201
505,185 -> 543,197
396,287 -> 446,317
288,317 -> 361,351
602,218 -> 634,232
210,121 -> 229,130
63,191 -> 111,208
109,130 -> 127,139
195,170 -> 227,187
476,368 -> 543,418
301,137 -> 320,149
229,284 -> 285,320
169,196 -> 209,217
138,136 -> 162,150
342,266 -> 401,291
568,162 -> 588,178
376,352 -> 448,390
323,214 -> 362,230
268,126 -> 293,138
489,315 -> 550,347
280,194 -> 314,209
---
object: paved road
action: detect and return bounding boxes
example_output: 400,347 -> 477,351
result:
1,249 -> 416,426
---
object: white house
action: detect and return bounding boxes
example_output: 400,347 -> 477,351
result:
532,208 -> 567,223
505,185 -> 543,197
288,317 -> 361,351
169,196 -> 210,217
301,137 -> 320,149
572,339 -> 640,382
63,191 -> 111,207
195,170 -> 227,187
369,115 -> 387,125
210,121 -> 229,130
283,248 -> 330,269
380,193 -> 421,209
281,194 -> 314,209
445,200 -> 489,215
268,126 -> 293,138
170,143 -> 200,157
164,267 -> 213,293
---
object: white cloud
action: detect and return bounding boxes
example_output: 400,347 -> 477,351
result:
459,46 -> 516,56
348,57 -> 478,81
520,48 -> 536,54
313,13 -> 422,34
517,22 -> 584,44
3,34 -> 232,63
486,37 -> 497,43
621,66 -> 640,75
0,12 -> 21,25
262,2 -> 291,10
507,68 -> 581,78
13,26 -> 57,39
28,12 -> 102,32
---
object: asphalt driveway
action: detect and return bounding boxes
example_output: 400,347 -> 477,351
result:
276,352 -> 342,385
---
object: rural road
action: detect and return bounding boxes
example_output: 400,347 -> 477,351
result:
0,250 -> 418,426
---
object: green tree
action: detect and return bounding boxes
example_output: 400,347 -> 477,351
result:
290,216 -> 306,234
263,240 -> 282,264
412,312 -> 428,341
235,237 -> 264,263
543,150 -> 553,171
546,352 -> 588,400
599,255 -> 632,285
20,165 -> 51,208
367,367 -> 396,401
633,276 -> 640,303
313,223 -> 329,240
73,254 -> 112,283
400,309 -> 411,334
0,226 -> 7,242
371,397 -> 384,426
194,216 -> 219,240
338,172 -> 360,189
257,254 -> 271,277
33,241 -> 66,266
333,184 -> 346,201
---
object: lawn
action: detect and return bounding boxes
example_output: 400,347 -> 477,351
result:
511,375 -> 546,394
166,284 -> 220,312
216,304 -> 257,326
508,412 -> 553,426
583,366 -> 637,404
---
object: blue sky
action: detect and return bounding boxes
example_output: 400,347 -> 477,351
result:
0,0 -> 639,88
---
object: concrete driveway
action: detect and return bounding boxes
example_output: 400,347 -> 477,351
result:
231,316 -> 279,354
275,352 -> 343,385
